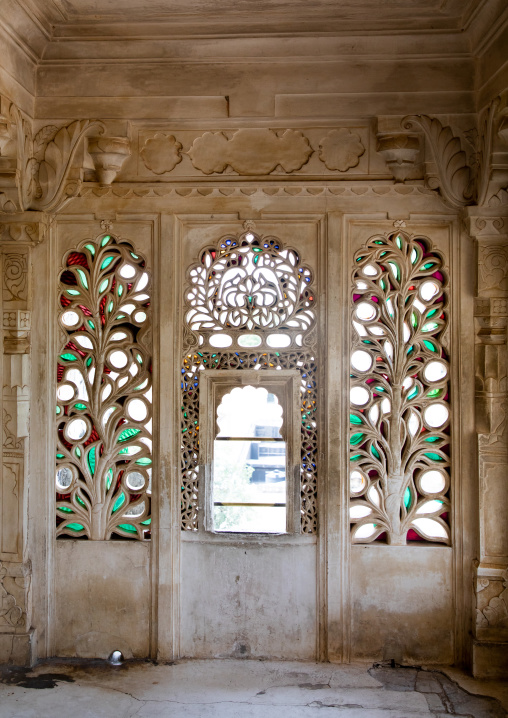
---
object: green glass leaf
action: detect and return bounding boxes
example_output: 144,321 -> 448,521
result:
106,468 -> 113,491
373,240 -> 384,245
421,262 -> 436,270
371,445 -> 381,459
375,386 -> 385,393
424,452 -> 443,461
424,436 -> 439,443
136,353 -> 143,364
427,309 -> 438,318
404,487 -> 411,508
86,356 -> 92,367
66,289 -> 80,296
350,414 -> 363,425
56,453 -> 65,459
130,252 -> 139,259
136,458 -> 152,466
396,235 -> 402,249
408,387 -> 418,400
85,243 -> 96,256
76,495 -> 86,507
380,279 -> 385,290
350,454 -> 362,461
141,519 -> 151,525
76,269 -> 88,289
118,285 -> 123,297
112,492 -> 125,513
118,428 -> 141,442
59,507 -> 74,513
118,523 -> 138,533
101,256 -> 114,270
356,256 -> 364,262
427,388 -> 441,398
66,523 -> 84,531
56,405 -> 61,415
60,353 -> 77,362
108,301 -> 113,313
74,403 -> 87,410
101,235 -> 111,247
87,446 -> 96,477
116,314 -> 126,320
99,279 -> 109,293
88,320 -> 95,330
350,432 -> 365,445
74,447 -> 81,458
411,312 -> 417,328
423,340 -> 436,352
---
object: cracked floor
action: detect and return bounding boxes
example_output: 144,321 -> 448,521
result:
0,659 -> 506,718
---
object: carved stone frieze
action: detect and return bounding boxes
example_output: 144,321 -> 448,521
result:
140,133 -> 182,174
476,568 -> 508,639
478,244 -> 508,296
318,128 -> 365,172
187,128 -> 313,175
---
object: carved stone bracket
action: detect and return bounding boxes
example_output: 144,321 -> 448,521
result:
376,132 -> 421,182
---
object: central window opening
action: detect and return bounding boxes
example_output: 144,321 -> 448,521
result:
213,386 -> 287,533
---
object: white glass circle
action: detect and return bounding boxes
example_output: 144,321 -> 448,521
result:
350,505 -> 372,519
127,398 -> 148,422
351,350 -> 373,372
420,280 -> 440,302
134,311 -> 147,323
350,386 -> 369,406
125,471 -> 146,491
61,311 -> 80,327
57,384 -> 75,402
238,334 -> 262,348
267,334 -> 291,348
354,523 -> 378,539
209,334 -> 233,348
56,466 -> 73,491
124,503 -> 145,517
424,403 -> 449,428
355,302 -> 376,321
411,517 -> 448,539
424,361 -> 447,382
119,264 -> 136,279
420,470 -> 446,494
109,350 -> 128,369
350,470 -> 367,494
66,418 -> 88,441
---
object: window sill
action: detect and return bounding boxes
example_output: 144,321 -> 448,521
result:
180,530 -> 317,547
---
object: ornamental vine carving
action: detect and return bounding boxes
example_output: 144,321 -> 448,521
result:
350,231 -> 450,545
56,232 -> 152,540
476,570 -> 508,630
0,563 -> 25,628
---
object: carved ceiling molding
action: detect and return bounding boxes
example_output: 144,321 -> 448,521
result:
1,91 -> 508,215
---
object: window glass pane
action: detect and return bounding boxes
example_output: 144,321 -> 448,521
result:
217,386 -> 282,438
213,506 -> 286,534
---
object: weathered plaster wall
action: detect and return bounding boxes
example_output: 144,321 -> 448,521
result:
54,541 -> 151,659
180,538 -> 317,659
351,546 -> 454,664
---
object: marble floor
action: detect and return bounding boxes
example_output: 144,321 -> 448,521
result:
0,659 -> 506,718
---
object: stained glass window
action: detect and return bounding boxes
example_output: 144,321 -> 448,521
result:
349,231 -> 450,545
56,233 -> 152,539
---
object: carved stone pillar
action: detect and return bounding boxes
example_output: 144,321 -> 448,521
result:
466,209 -> 508,678
0,212 -> 48,664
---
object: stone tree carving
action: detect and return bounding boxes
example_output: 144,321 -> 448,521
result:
56,231 -> 152,539
350,230 -> 450,545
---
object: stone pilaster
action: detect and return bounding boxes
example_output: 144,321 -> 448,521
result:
465,209 -> 508,678
0,212 -> 48,665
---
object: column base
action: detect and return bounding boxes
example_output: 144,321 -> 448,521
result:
0,629 -> 35,666
472,639 -> 508,678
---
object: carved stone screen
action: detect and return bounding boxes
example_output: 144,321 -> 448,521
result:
56,232 -> 152,540
349,230 -> 450,545
181,230 -> 318,532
